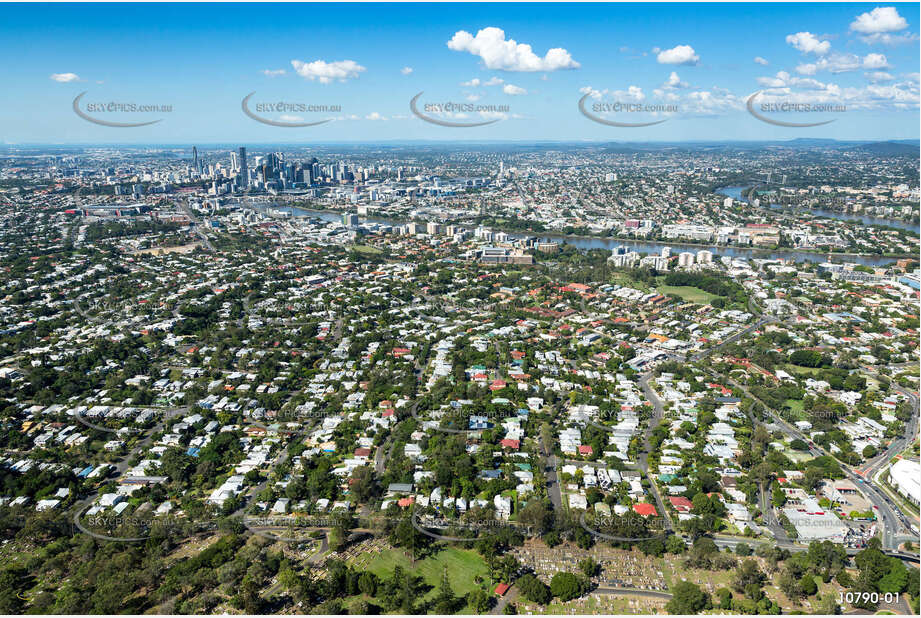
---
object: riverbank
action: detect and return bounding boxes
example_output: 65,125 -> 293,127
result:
267,203 -> 910,267
716,186 -> 919,234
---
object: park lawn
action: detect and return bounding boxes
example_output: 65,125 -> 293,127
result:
782,364 -> 827,377
610,271 -> 651,292
351,546 -> 490,602
656,284 -> 719,305
349,244 -> 383,255
783,398 -> 805,419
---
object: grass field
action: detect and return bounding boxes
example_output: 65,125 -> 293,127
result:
610,271 -> 651,292
782,364 -> 827,377
783,398 -> 805,418
349,244 -> 383,255
656,284 -> 719,305
350,546 -> 490,609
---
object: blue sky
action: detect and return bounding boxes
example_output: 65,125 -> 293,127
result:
1,2 -> 918,143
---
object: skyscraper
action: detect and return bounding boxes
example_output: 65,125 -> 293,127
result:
192,146 -> 198,171
238,147 -> 248,188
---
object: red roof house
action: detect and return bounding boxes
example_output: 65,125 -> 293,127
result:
669,496 -> 694,513
633,503 -> 658,517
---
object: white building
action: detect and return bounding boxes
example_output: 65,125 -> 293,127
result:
889,459 -> 921,505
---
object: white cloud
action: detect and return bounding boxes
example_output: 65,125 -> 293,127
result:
785,32 -> 830,55
863,82 -> 920,107
604,86 -> 645,102
400,66 -> 413,75
663,71 -> 688,89
465,93 -> 481,102
279,114 -> 303,122
290,59 -> 366,83
365,112 -> 386,120
50,72 -> 80,83
579,86 -> 604,99
502,84 -> 527,95
626,86 -> 644,101
757,71 -> 791,88
851,8 -> 914,44
859,32 -> 918,45
755,74 -> 919,112
262,69 -> 286,77
446,27 -> 580,71
862,53 -> 889,69
753,57 -> 769,66
656,45 -> 699,65
757,71 -> 829,90
864,71 -> 894,83
795,52 -> 869,75
461,76 -> 505,88
684,89 -> 744,115
850,7 -> 908,34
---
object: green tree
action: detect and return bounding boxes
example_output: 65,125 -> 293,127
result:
666,534 -> 687,554
467,588 -> 492,613
517,574 -> 551,604
666,581 -> 711,614
550,572 -> 583,602
799,574 -> 818,597
433,568 -> 461,614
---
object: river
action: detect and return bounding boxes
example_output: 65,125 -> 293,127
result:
270,203 -> 901,267
716,186 -> 917,233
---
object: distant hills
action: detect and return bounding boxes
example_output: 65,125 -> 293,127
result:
849,141 -> 919,156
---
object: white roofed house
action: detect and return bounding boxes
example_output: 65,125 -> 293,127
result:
494,494 -> 512,519
725,502 -> 750,522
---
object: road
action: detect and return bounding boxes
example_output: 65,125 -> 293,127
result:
860,375 -> 919,484
727,371 -> 916,552
694,305 -> 920,553
629,314 -> 771,530
538,434 -> 563,514
71,406 -> 188,532
637,372 -> 673,532
374,398 -> 421,475
180,200 -> 216,252
236,293 -> 253,328
687,314 -> 777,362
758,480 -> 790,543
